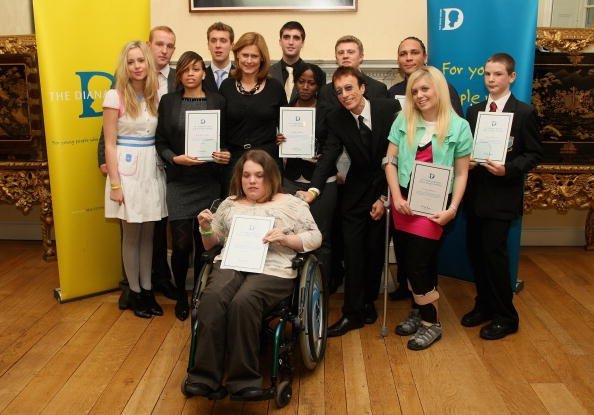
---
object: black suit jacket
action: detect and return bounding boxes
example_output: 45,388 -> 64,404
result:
310,98 -> 400,213
203,64 -> 235,93
155,89 -> 226,181
465,94 -> 542,220
98,67 -> 177,165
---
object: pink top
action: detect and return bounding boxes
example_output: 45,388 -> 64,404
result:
391,144 -> 443,240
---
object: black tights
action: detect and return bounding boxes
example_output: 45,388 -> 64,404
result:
169,219 -> 205,302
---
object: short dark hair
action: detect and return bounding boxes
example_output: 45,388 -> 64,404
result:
332,66 -> 365,88
175,51 -> 205,87
487,52 -> 515,74
293,62 -> 326,89
229,150 -> 282,202
280,21 -> 305,40
398,36 -> 426,55
207,22 -> 235,43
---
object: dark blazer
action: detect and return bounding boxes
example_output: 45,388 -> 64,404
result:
269,60 -> 299,103
155,89 -> 226,181
317,72 -> 388,119
310,98 -> 400,212
465,94 -> 542,220
98,67 -> 177,166
203,64 -> 235,93
387,79 -> 464,117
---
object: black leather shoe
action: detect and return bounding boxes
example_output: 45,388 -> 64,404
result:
363,303 -> 378,324
141,289 -> 163,316
182,380 -> 227,400
479,321 -> 518,340
175,295 -> 189,321
129,291 -> 152,319
153,279 -> 177,300
388,287 -> 412,301
461,309 -> 492,327
118,286 -> 130,310
230,386 -> 271,401
327,316 -> 364,337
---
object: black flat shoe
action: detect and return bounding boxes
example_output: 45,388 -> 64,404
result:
141,289 -> 163,316
230,386 -> 271,401
327,316 -> 363,337
181,379 -> 227,400
175,299 -> 189,321
128,291 -> 152,319
363,303 -> 377,324
479,321 -> 518,340
461,309 -> 492,327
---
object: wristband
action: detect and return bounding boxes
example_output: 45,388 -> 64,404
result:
199,226 -> 213,236
381,155 -> 398,170
111,184 -> 121,190
307,187 -> 320,199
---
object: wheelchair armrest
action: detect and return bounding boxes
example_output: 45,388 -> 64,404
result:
291,253 -> 307,270
200,246 -> 223,264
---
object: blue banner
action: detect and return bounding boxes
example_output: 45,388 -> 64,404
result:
427,0 -> 538,288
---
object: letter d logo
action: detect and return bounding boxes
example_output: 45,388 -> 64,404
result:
439,8 -> 464,31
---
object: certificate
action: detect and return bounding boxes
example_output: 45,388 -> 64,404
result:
185,110 -> 220,161
279,107 -> 315,158
408,161 -> 453,217
220,215 -> 275,273
471,111 -> 514,163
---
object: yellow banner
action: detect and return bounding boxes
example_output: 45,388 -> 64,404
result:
33,0 -> 150,301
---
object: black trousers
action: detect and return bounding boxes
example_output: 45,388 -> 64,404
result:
282,178 -> 337,287
466,213 -> 519,326
151,217 -> 172,284
169,218 -> 205,298
342,207 -> 385,323
394,230 -> 441,296
188,264 -> 294,392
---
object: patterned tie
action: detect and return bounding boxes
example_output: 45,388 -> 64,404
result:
284,66 -> 294,101
358,115 -> 372,152
489,101 -> 497,112
215,69 -> 224,89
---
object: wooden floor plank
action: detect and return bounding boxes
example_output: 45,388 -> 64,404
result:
0,243 -> 592,414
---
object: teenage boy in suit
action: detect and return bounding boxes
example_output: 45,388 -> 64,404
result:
463,53 -> 542,340
300,66 -> 400,336
203,22 -> 235,93
269,21 -> 306,103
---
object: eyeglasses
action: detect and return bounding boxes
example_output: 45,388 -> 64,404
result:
334,84 -> 355,96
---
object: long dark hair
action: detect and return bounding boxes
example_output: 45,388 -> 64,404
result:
229,150 -> 282,202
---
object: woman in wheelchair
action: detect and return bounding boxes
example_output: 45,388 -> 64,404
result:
189,149 -> 322,401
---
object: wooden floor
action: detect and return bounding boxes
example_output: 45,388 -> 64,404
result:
0,241 -> 592,415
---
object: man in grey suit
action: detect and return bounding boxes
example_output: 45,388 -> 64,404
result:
98,26 -> 178,304
269,21 -> 306,103
203,22 -> 235,93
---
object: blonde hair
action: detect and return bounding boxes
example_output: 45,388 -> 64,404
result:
404,66 -> 452,147
114,41 -> 159,118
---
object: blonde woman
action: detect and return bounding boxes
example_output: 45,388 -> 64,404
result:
385,66 -> 472,350
103,41 -> 167,318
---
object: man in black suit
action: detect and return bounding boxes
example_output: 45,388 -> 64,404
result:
203,22 -> 235,93
300,66 -> 400,336
98,26 -> 178,304
269,21 -> 305,103
463,53 -> 542,340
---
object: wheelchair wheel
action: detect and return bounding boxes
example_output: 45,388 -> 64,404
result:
275,380 -> 292,408
298,255 -> 327,370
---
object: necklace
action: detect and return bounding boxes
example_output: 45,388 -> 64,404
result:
236,80 -> 261,95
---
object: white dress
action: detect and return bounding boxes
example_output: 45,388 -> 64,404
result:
103,89 -> 167,223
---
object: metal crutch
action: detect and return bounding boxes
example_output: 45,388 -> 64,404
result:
380,188 -> 391,337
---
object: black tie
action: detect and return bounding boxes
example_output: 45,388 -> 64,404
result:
358,115 -> 372,150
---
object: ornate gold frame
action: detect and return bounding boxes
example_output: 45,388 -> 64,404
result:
536,27 -> 594,63
0,35 -> 55,259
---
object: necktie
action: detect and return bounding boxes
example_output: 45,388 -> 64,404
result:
358,115 -> 372,151
215,69 -> 224,89
284,66 -> 294,101
489,101 -> 497,112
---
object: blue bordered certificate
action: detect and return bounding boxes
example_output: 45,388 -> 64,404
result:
472,111 -> 513,164
279,107 -> 315,158
220,215 -> 275,273
408,161 -> 453,217
185,110 -> 220,161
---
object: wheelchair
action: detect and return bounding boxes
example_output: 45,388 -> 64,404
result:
182,247 -> 327,408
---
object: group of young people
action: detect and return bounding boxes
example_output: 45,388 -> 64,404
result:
99,20 -> 542,398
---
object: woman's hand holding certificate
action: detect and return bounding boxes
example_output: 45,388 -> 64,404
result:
185,110 -> 221,161
407,161 -> 453,217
